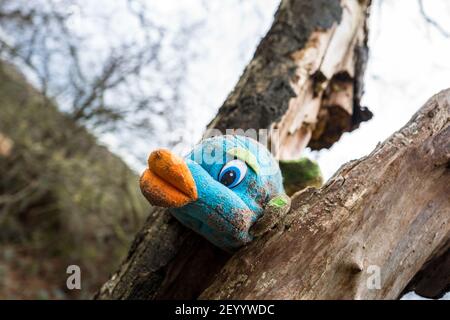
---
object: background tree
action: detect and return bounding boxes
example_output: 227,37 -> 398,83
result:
0,0 -> 195,141
0,62 -> 149,298
0,0 -> 202,298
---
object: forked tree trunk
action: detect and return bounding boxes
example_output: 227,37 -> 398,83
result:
97,90 -> 450,300
200,91 -> 450,299
96,0 -> 381,299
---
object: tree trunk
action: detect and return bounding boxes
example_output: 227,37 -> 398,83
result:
200,90 -> 449,299
208,0 -> 372,159
96,0 -> 373,300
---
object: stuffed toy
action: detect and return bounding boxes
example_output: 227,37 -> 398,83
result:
140,135 -> 320,252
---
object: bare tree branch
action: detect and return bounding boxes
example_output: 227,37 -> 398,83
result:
418,0 -> 450,38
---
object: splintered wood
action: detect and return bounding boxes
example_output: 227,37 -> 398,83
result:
272,0 -> 369,159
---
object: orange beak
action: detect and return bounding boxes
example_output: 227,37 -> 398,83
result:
139,149 -> 198,208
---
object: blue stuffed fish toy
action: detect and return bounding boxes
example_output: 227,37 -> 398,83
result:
140,135 -> 291,252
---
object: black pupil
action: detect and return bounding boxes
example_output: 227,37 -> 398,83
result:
220,170 -> 236,186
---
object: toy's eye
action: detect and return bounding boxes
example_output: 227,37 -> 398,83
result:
218,159 -> 247,188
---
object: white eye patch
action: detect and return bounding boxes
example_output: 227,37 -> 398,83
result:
218,159 -> 248,188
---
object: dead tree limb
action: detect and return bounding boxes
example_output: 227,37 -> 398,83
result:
201,90 -> 450,299
96,0 -> 372,299
208,0 -> 372,158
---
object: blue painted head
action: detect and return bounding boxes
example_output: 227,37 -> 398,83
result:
140,135 -> 284,251
169,135 -> 284,251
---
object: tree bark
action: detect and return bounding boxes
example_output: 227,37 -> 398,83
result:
208,0 -> 372,159
200,90 -> 450,299
96,0 -> 373,300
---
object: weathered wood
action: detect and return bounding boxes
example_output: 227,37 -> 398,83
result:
200,90 -> 450,299
208,0 -> 372,160
96,0 -> 372,299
